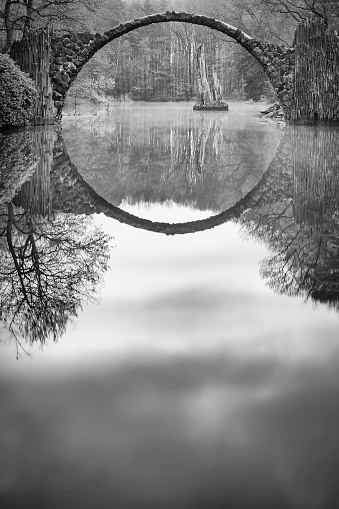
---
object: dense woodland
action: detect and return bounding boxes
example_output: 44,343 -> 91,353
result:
1,0 -> 339,102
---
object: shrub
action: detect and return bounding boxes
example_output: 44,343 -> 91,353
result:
0,54 -> 37,128
68,76 -> 116,103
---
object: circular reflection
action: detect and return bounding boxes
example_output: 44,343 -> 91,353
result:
60,102 -> 283,234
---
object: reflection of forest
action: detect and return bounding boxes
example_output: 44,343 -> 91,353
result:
62,104 -> 281,211
0,130 -> 40,205
241,126 -> 339,309
292,127 -> 339,230
2,121 -> 339,348
0,130 -> 111,352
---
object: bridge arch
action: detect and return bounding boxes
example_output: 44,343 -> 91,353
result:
50,11 -> 294,119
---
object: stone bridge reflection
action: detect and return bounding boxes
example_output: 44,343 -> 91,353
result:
13,129 -> 293,235
6,125 -> 339,237
12,125 -> 339,309
2,125 -> 339,347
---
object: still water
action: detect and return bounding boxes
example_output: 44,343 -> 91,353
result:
1,102 -> 339,508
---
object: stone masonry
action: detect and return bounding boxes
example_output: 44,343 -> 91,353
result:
49,11 -> 295,120
47,132 -> 294,235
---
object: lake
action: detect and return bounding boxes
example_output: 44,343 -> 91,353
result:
1,102 -> 339,509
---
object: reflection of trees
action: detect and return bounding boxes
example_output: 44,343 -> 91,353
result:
259,215 -> 339,309
0,130 -> 39,205
292,127 -> 339,230
9,120 -> 339,336
240,125 -> 339,309
0,202 -> 111,353
62,107 -> 281,212
242,201 -> 323,298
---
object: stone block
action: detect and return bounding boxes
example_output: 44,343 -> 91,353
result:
82,203 -> 92,214
104,29 -> 115,38
251,47 -> 263,58
92,39 -> 102,48
81,32 -> 93,44
246,41 -> 257,51
62,73 -> 71,83
61,165 -> 72,176
58,158 -> 71,170
56,82 -> 67,93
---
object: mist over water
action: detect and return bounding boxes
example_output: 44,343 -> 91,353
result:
62,101 -> 283,211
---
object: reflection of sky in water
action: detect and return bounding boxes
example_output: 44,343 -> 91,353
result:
62,101 -> 283,212
1,203 -> 339,508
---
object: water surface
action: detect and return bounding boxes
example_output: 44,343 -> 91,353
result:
62,101 -> 283,211
1,102 -> 339,509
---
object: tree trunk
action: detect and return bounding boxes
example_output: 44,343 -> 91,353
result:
196,44 -> 212,105
3,0 -> 13,53
211,68 -> 223,104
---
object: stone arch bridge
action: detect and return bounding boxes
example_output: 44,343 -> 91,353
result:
10,12 -> 339,124
48,11 -> 294,120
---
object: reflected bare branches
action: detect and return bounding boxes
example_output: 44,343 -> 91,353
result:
240,126 -> 339,309
259,220 -> 339,309
3,113 -> 339,350
0,202 -> 111,353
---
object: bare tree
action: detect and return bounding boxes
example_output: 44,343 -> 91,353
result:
0,0 -> 97,52
237,0 -> 339,43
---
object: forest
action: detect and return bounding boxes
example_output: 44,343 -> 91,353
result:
1,0 -> 338,103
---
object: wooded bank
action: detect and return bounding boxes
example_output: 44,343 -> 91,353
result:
292,18 -> 339,124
